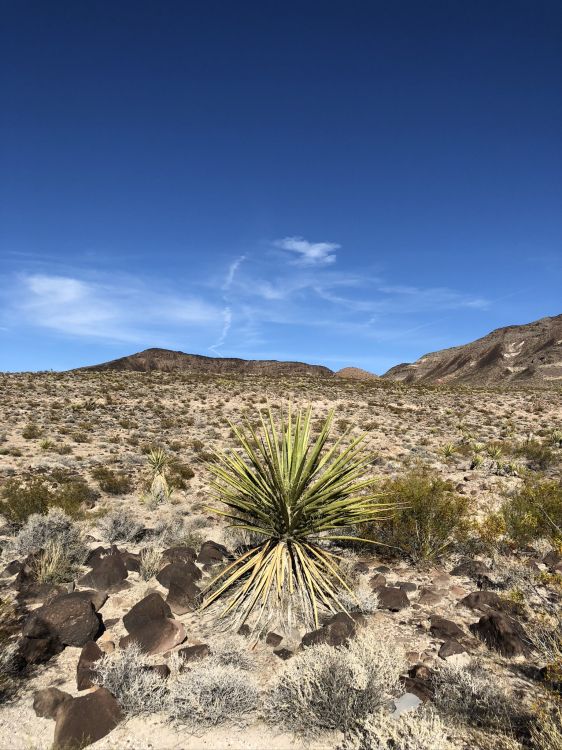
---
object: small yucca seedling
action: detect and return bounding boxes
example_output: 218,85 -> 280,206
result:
201,407 -> 393,630
487,445 -> 503,461
550,429 -> 562,448
470,454 -> 484,470
440,443 -> 456,459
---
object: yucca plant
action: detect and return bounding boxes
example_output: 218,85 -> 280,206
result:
201,407 -> 392,630
146,448 -> 173,506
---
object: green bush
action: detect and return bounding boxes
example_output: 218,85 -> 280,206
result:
91,466 -> 132,495
364,468 -> 472,562
22,423 -> 42,439
168,462 -> 195,489
0,475 -> 91,524
501,479 -> 562,547
515,440 -> 555,471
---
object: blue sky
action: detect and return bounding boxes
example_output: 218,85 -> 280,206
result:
1,1 -> 561,373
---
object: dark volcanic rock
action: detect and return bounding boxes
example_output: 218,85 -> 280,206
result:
197,540 -> 229,565
156,560 -> 202,589
23,594 -> 102,647
77,641 -> 104,690
460,591 -> 504,613
274,647 -> 294,660
450,559 -> 491,578
120,617 -> 186,655
302,612 -> 364,648
80,548 -> 128,591
33,687 -> 72,719
377,586 -> 410,611
123,593 -> 172,634
18,635 -> 64,665
429,615 -> 464,641
438,639 -> 467,659
166,572 -> 200,615
469,612 -> 530,657
53,688 -> 123,749
265,632 -> 283,647
161,545 -> 197,565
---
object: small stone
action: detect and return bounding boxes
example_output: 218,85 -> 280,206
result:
179,643 -> 210,662
274,648 -> 293,660
438,639 -> 467,659
265,632 -> 283,647
377,586 -> 410,611
77,641 -> 104,690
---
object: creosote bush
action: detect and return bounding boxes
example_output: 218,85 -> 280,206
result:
364,467 -> 472,562
0,476 -> 90,524
264,629 -> 404,736
501,478 -> 562,547
91,466 -> 132,495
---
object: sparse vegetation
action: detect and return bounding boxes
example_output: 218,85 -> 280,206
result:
501,478 -> 562,546
365,467 -> 472,562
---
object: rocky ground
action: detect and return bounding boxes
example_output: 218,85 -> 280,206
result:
0,371 -> 560,749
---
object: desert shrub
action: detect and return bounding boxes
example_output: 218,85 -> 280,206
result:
91,466 -> 132,495
501,479 -> 562,547
139,545 -> 162,581
433,661 -> 526,734
340,708 -> 452,750
12,508 -> 83,559
208,635 -> 255,671
364,468 -> 472,562
22,423 -> 42,439
264,630 -> 404,736
0,474 -> 96,525
531,702 -> 562,750
515,439 -> 555,470
94,644 -> 168,716
167,662 -> 258,728
337,576 -> 380,615
150,512 -> 203,550
98,510 -> 143,543
167,462 -> 195,490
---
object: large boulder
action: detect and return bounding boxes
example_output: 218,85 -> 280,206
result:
166,572 -> 200,615
120,617 -> 186,655
460,591 -> 504,613
79,548 -> 128,591
46,589 -> 107,612
53,688 -> 123,749
156,560 -> 202,589
18,635 -> 64,665
161,545 -> 197,565
23,594 -> 102,648
429,615 -> 464,641
33,687 -> 72,719
197,540 -> 228,566
450,559 -> 491,578
469,612 -> 530,657
122,593 -> 172,633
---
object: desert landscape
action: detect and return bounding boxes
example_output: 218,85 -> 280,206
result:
0,319 -> 561,750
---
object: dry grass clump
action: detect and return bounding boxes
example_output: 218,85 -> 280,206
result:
364,467 -> 472,562
433,661 -> 527,735
98,510 -> 143,543
139,545 -> 162,581
29,539 -> 82,584
264,630 -> 404,736
94,644 -> 168,716
167,662 -> 258,728
339,708 -> 452,750
531,702 -> 562,750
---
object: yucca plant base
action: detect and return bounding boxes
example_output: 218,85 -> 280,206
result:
201,407 -> 391,630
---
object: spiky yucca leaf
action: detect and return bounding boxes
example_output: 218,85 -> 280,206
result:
201,407 -> 393,629
147,447 -> 171,477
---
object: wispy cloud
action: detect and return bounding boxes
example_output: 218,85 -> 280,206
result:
274,236 -> 339,265
7,273 -> 223,345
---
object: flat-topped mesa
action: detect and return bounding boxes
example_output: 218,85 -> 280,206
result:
77,348 -> 334,378
383,314 -> 562,386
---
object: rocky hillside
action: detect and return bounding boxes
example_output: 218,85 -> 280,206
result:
79,348 -> 334,378
335,367 -> 379,381
383,314 -> 562,386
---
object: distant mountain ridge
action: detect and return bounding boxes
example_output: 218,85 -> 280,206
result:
76,314 -> 562,387
79,348 -> 334,378
383,314 -> 562,386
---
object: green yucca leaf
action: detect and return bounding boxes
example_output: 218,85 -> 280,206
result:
201,406 -> 393,630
